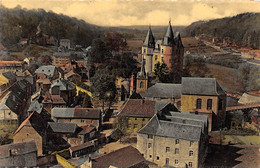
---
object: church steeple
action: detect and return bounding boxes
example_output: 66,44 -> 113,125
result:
162,20 -> 175,46
143,26 -> 155,48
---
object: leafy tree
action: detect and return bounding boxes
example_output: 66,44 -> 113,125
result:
183,55 -> 209,77
88,38 -> 112,63
105,32 -> 128,54
90,69 -> 117,111
112,116 -> 129,141
153,62 -> 170,83
82,93 -> 92,108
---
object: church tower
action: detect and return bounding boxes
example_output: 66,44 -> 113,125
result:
136,57 -> 148,94
161,21 -> 184,83
142,26 -> 155,76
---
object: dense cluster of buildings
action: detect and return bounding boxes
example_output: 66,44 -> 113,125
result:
0,20 -> 258,168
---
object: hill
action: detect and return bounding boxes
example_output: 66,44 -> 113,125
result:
0,6 -> 103,48
185,13 -> 260,49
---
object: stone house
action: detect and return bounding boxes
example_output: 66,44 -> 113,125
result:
78,125 -> 97,143
47,122 -> 80,140
117,99 -> 177,135
51,79 -> 76,106
42,91 -> 66,112
53,52 -> 71,66
36,78 -> 51,92
181,77 -> 226,131
16,70 -> 36,93
83,145 -> 148,168
65,70 -> 82,84
35,65 -> 59,81
51,108 -> 101,128
137,113 -> 208,168
13,112 -> 47,156
0,140 -> 37,167
0,61 -> 23,72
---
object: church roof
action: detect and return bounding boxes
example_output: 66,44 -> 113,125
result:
143,26 -> 155,48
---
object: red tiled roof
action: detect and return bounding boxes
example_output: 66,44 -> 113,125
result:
51,95 -> 66,104
0,61 -> 22,66
79,125 -> 96,134
119,99 -> 156,118
92,146 -> 145,168
74,108 -> 101,119
69,141 -> 94,152
37,78 -> 51,84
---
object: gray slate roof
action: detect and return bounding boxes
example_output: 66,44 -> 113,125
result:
28,99 -> 43,113
138,114 -> 203,141
51,79 -> 75,91
145,83 -> 182,99
2,71 -> 16,80
35,65 -> 56,77
162,22 -> 175,46
182,77 -> 226,96
143,27 -> 155,48
53,52 -> 71,57
52,108 -> 101,119
0,140 -> 37,159
48,122 -> 78,133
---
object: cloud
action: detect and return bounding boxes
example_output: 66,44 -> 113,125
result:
1,0 -> 260,26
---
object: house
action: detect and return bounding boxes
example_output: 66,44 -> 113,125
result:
47,122 -> 80,140
85,145 -> 148,168
117,99 -> 177,134
0,61 -> 23,72
51,108 -> 101,128
51,79 -> 76,106
60,39 -> 71,49
78,125 -> 97,143
0,141 -> 37,167
65,70 -> 82,84
69,142 -> 95,158
181,77 -> 226,131
35,65 -> 59,80
16,70 -> 36,93
13,112 -> 47,156
36,78 -> 51,91
53,52 -> 71,66
137,113 -> 208,168
42,91 -> 66,112
144,83 -> 182,108
15,79 -> 33,99
0,72 -> 16,95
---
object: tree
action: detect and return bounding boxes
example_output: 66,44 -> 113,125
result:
88,38 -> 112,63
112,116 -> 129,141
183,55 -> 209,77
90,69 -> 117,111
153,62 -> 170,83
105,32 -> 128,54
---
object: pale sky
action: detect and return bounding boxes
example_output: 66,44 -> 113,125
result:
1,0 -> 260,26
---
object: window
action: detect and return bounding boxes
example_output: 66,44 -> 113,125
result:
155,55 -> 158,60
165,158 -> 169,165
207,99 -> 212,110
175,139 -> 179,144
127,124 -> 131,128
175,159 -> 178,164
157,156 -> 159,160
189,150 -> 193,156
26,133 -> 29,136
162,49 -> 164,54
190,141 -> 193,147
218,99 -> 223,110
149,155 -> 152,158
144,49 -> 146,53
134,124 -> 138,128
166,147 -> 170,152
148,135 -> 153,139
148,143 -> 151,148
189,162 -> 193,167
81,120 -> 84,123
175,148 -> 179,154
140,81 -> 144,88
135,118 -> 137,120
142,118 -> 145,121
196,98 -> 202,109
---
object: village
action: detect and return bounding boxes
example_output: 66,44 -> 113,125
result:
0,8 -> 259,168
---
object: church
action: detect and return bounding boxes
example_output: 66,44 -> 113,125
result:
141,21 -> 184,83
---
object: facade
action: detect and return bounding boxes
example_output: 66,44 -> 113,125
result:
13,112 -> 47,156
51,108 -> 101,128
0,61 -> 23,72
0,141 -> 37,167
137,113 -> 208,168
181,77 -> 227,131
53,52 -> 71,66
69,142 -> 95,158
60,39 -> 71,49
141,22 -> 184,82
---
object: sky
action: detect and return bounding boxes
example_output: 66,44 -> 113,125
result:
1,0 -> 260,26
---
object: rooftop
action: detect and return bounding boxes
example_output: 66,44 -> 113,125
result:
35,65 -> 56,77
48,122 -> 78,134
52,108 -> 101,119
145,83 -> 182,99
